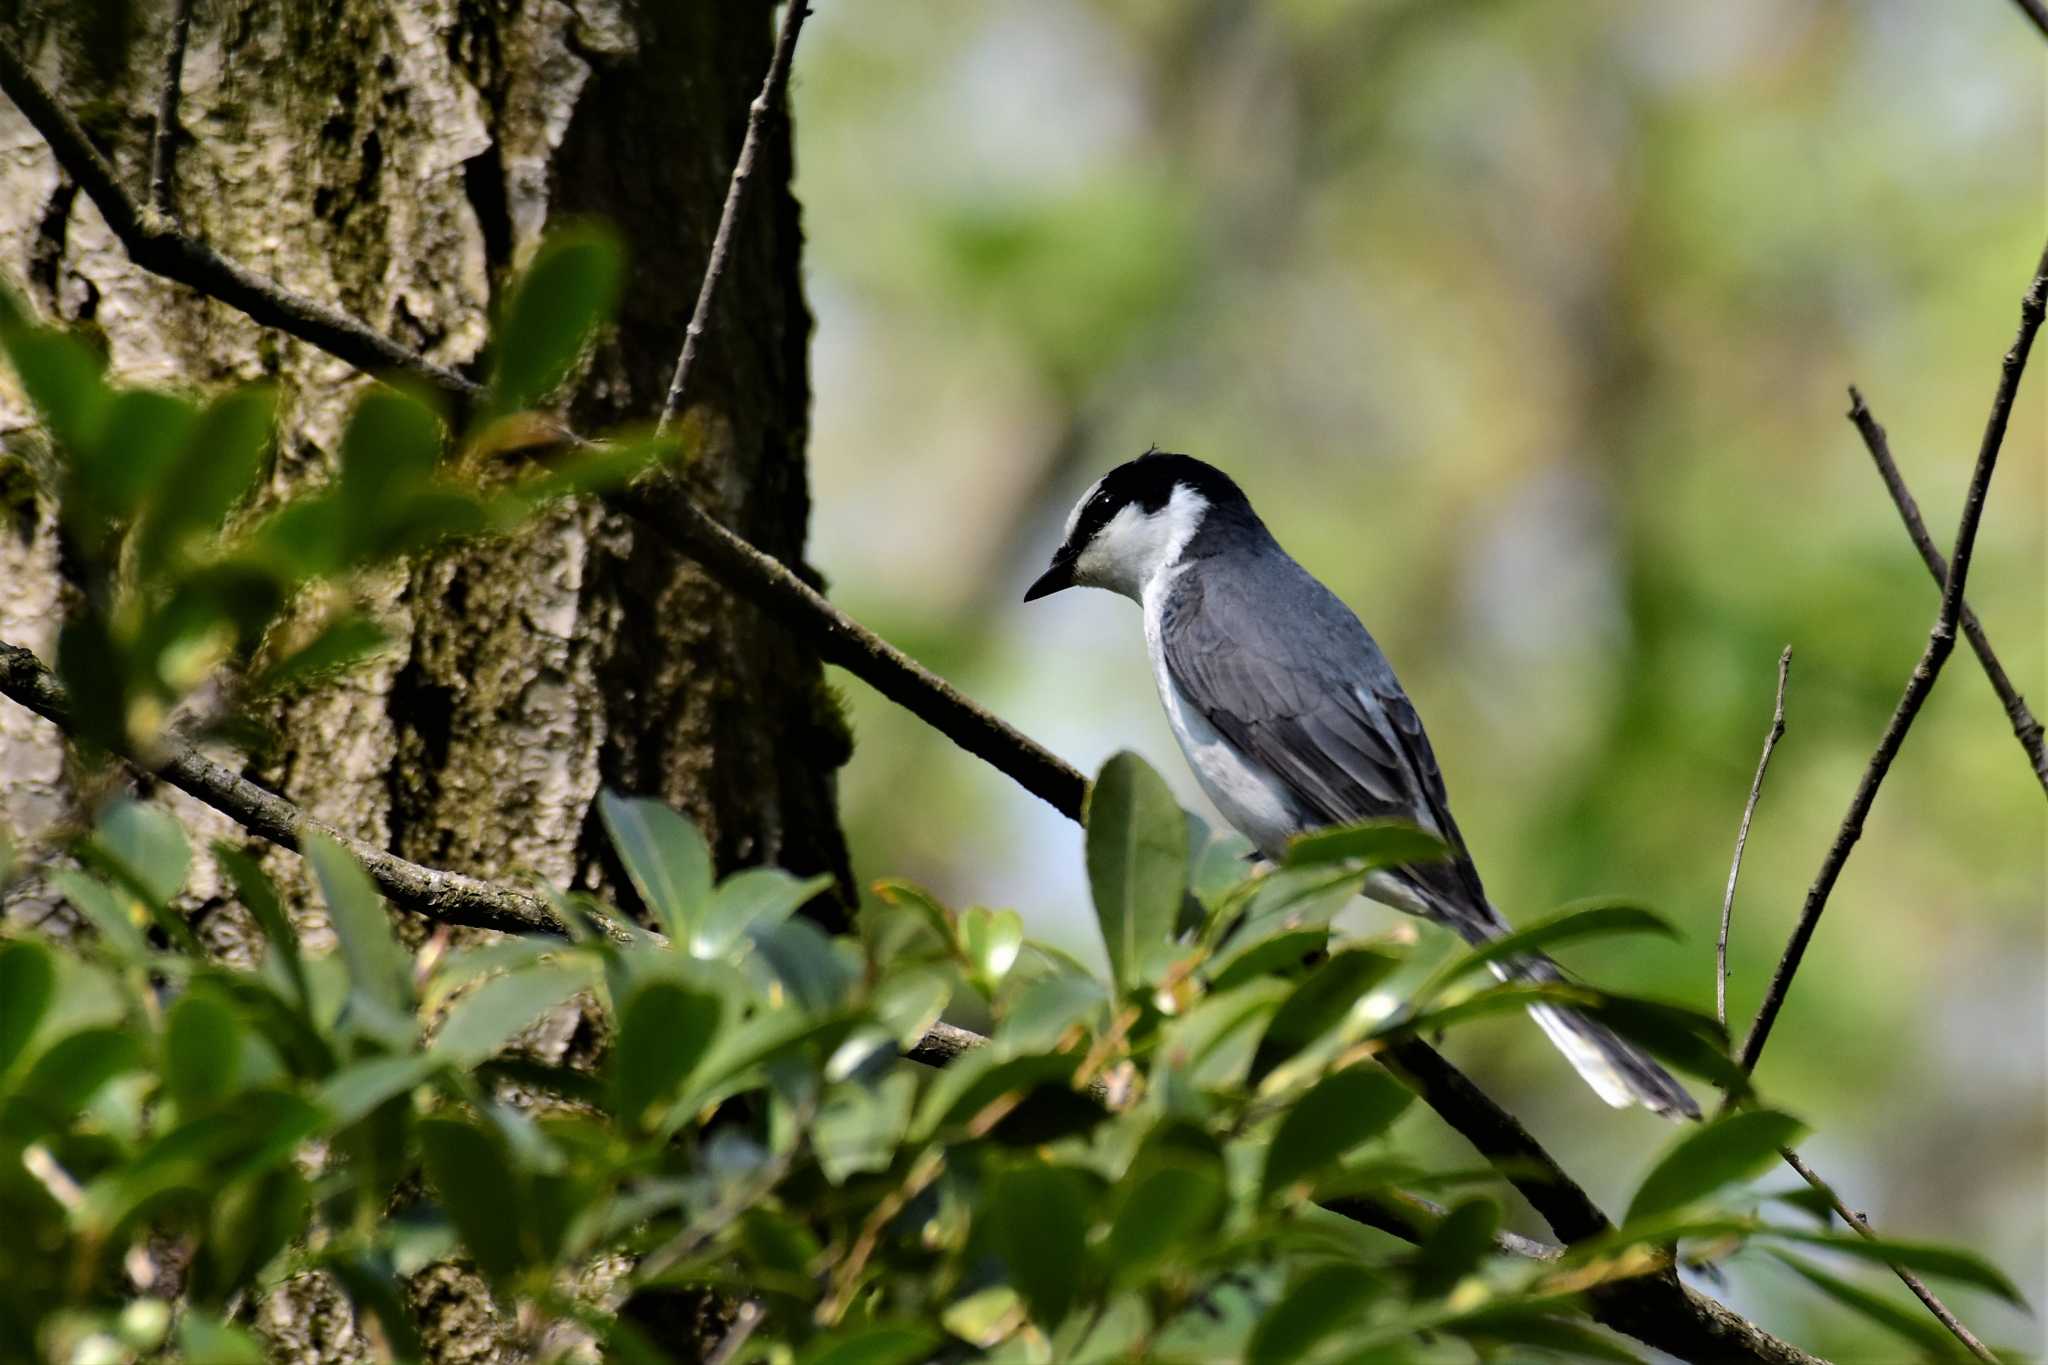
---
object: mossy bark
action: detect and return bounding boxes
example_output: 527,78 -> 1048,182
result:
0,2 -> 848,1360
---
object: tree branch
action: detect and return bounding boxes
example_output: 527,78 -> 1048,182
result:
147,0 -> 194,218
2009,0 -> 2048,42
0,37 -> 480,399
1719,647 -> 1790,1026
0,641 -> 570,940
657,1 -> 810,436
0,28 -> 1089,826
1736,236 -> 2048,1080
1849,386 -> 2047,793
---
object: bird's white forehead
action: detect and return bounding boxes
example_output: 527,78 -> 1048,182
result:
1063,474 -> 1107,544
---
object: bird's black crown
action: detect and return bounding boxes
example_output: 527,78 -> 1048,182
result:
1068,450 -> 1252,544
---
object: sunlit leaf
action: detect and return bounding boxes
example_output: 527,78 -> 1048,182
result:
433,960 -> 595,1067
1626,1109 -> 1806,1224
1414,902 -> 1678,1005
694,867 -> 830,959
1283,820 -> 1449,872
1766,1248 -> 1978,1359
213,844 -> 307,1007
132,385 -> 276,580
1262,1065 -> 1412,1200
1086,750 -> 1189,991
598,789 -> 712,942
1765,1229 -> 2027,1308
304,834 -> 412,1019
1249,947 -> 1401,1087
488,225 -> 624,417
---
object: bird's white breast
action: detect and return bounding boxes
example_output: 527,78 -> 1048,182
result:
1141,568 -> 1303,859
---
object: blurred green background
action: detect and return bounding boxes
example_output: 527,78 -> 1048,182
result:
789,1 -> 2043,1355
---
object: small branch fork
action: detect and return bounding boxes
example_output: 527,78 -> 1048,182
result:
1717,646 -> 1790,1028
1849,387 -> 2048,793
1735,237 -> 2048,1083
657,2 -> 811,435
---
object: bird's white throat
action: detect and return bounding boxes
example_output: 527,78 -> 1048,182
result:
1069,484 -> 1210,601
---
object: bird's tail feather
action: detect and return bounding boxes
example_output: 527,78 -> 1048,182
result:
1486,953 -> 1701,1121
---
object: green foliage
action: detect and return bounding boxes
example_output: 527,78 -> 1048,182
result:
0,754 -> 2020,1362
0,231 -> 665,761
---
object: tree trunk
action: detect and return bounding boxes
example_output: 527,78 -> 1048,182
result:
0,2 -> 848,1359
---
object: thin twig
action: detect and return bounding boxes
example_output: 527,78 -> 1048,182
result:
1736,237 -> 2048,1080
703,1300 -> 764,1365
2009,0 -> 2048,42
1718,647 -> 1791,1026
1849,387 -> 2047,794
657,2 -> 810,436
1777,1145 -> 2001,1364
147,0 -> 195,218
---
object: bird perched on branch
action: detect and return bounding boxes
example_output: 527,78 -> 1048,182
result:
1025,450 -> 1698,1119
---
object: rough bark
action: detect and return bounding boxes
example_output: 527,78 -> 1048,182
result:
0,2 -> 848,1360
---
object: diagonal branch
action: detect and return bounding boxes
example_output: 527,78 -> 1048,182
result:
1736,235 -> 2048,1080
2010,0 -> 2048,42
0,27 -> 1088,824
1849,386 -> 2047,794
658,1 -> 810,435
1718,646 -> 1790,1027
0,631 -> 1810,1365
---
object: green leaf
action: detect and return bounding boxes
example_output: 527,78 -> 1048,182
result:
873,966 -> 953,1049
55,616 -> 128,751
815,1069 -> 918,1183
246,615 -> 388,696
433,960 -> 595,1067
93,388 -> 200,523
1283,819 -> 1449,872
316,1053 -> 441,1128
1765,1229 -> 2028,1308
598,789 -> 712,942
960,905 -> 1025,993
997,969 -> 1105,1052
336,388 -> 444,554
1446,1308 -> 1643,1363
1411,1196 -> 1501,1298
50,869 -> 149,962
1261,1065 -> 1413,1200
913,1049 -> 1079,1140
750,917 -> 856,1014
418,1117 -> 526,1281
610,979 -> 723,1131
324,1251 -> 426,1362
164,990 -> 245,1112
304,834 -> 412,1018
986,1161 -> 1093,1329
1415,902 -> 1679,1004
1627,1108 -> 1806,1224
693,867 -> 831,959
132,385 -> 275,580
1766,1248 -> 1975,1359
91,798 -> 191,908
1249,947 -> 1402,1086
1208,924 -> 1328,992
1246,1263 -> 1380,1365
7,1027 -> 143,1127
488,225 -> 624,416
1086,750 -> 1189,990
214,844 -> 306,1006
0,302 -> 108,456
796,1324 -> 946,1365
175,1312 -> 266,1365
0,940 -> 55,1082
1104,1153 -> 1226,1271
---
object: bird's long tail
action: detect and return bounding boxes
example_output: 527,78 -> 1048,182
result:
1489,953 -> 1700,1120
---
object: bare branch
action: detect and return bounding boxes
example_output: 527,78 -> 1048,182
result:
2010,0 -> 2048,42
1736,236 -> 2048,1080
0,641 -> 571,940
1719,647 -> 1790,1026
1849,386 -> 2048,793
1777,1145 -> 2001,1364
147,0 -> 195,218
657,2 -> 811,436
0,37 -> 480,398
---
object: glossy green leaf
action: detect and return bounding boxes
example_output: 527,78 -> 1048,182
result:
1208,924 -> 1328,992
960,904 -> 1024,992
693,867 -> 831,959
986,1161 -> 1093,1329
1766,1248 -> 1977,1359
8,1027 -> 143,1127
488,226 -> 624,416
1626,1108 -> 1806,1223
433,960 -> 594,1066
815,1069 -> 917,1184
91,798 -> 191,908
1103,1153 -> 1226,1271
132,385 -> 275,580
873,966 -> 953,1049
317,1053 -> 440,1128
1086,750 -> 1189,991
1766,1229 -> 2028,1307
597,789 -> 712,942
750,917 -> 856,1013
1246,1262 -> 1381,1365
1283,819 -> 1449,872
93,388 -> 200,522
1415,902 -> 1679,1004
1249,947 -> 1402,1086
0,301 -> 108,456
997,969 -> 1105,1052
610,979 -> 723,1131
418,1118 -> 526,1281
175,1312 -> 266,1365
336,388 -> 444,551
0,940 -> 55,1082
164,991 -> 245,1111
1261,1065 -> 1413,1200
1410,1196 -> 1501,1298
304,834 -> 413,1018
49,869 -> 149,962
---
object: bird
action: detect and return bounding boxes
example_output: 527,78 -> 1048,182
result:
1024,450 -> 1699,1119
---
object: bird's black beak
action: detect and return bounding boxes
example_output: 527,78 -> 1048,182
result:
1023,551 -> 1076,602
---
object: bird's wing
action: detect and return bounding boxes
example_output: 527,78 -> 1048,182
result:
1158,563 -> 1501,938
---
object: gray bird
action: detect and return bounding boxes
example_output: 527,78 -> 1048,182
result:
1025,450 -> 1698,1119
